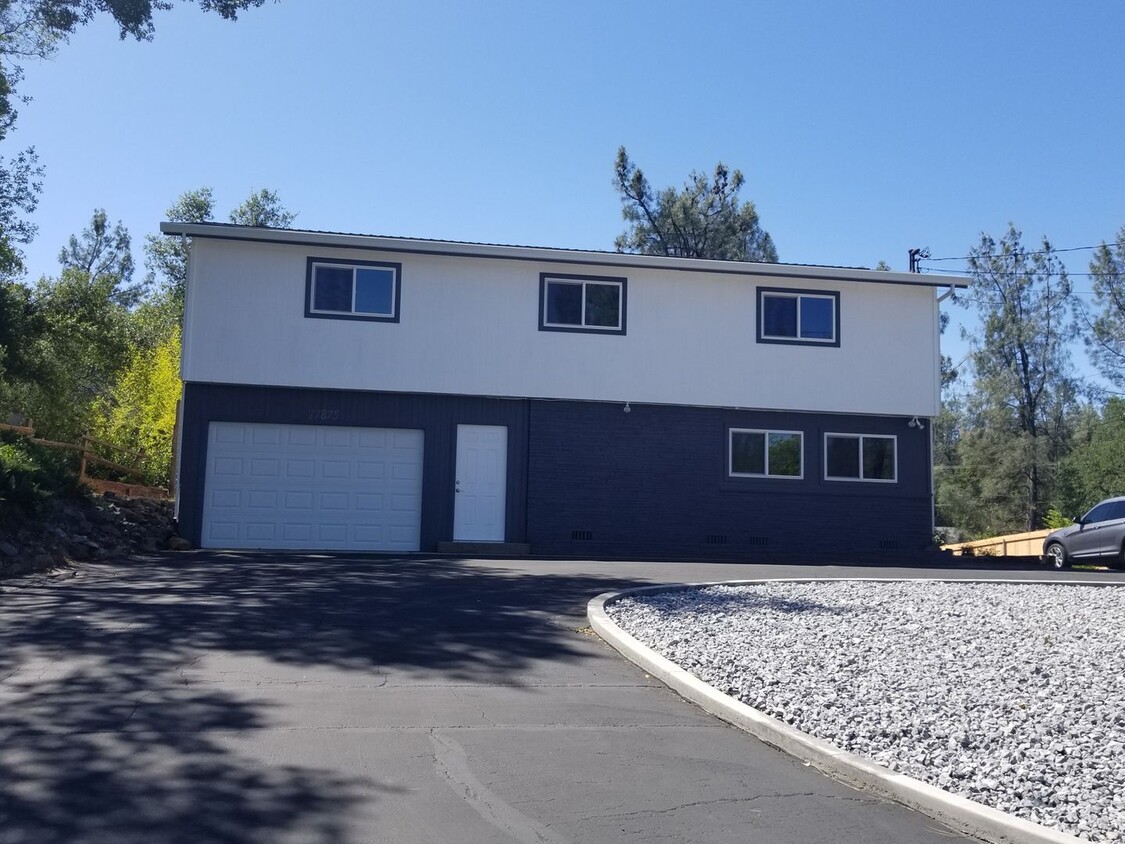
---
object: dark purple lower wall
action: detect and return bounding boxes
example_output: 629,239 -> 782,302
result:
179,383 -> 934,561
525,399 -> 933,561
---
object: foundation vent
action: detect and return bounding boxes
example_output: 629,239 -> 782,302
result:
747,536 -> 770,547
705,534 -> 728,545
571,530 -> 593,541
879,540 -> 899,550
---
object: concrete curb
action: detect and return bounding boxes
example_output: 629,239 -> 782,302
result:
587,578 -> 1096,844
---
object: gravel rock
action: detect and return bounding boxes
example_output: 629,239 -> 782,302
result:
606,580 -> 1125,843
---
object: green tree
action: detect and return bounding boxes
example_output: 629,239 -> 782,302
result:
1080,226 -> 1125,388
1054,398 -> 1125,518
0,278 -> 41,409
938,310 -> 957,391
0,146 -> 43,278
144,186 -> 294,312
142,186 -> 215,308
612,146 -> 777,262
14,267 -> 131,439
91,325 -> 181,485
229,187 -> 296,228
58,208 -> 139,305
947,224 -> 1076,532
1,210 -> 133,434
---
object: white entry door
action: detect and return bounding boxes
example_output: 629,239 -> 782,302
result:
453,425 -> 507,541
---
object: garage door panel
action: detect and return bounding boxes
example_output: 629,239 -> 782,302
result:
214,423 -> 245,444
286,459 -> 315,478
322,460 -> 351,479
356,462 -> 384,480
251,427 -> 281,446
388,525 -> 417,543
212,457 -> 243,476
210,489 -> 241,509
207,521 -> 239,541
317,524 -> 347,542
358,430 -> 387,448
284,491 -> 314,510
391,461 -> 419,481
287,427 -> 317,447
390,494 -> 418,511
282,523 -> 312,541
247,490 -> 278,509
323,429 -> 352,448
246,523 -> 276,541
249,458 -> 280,478
356,494 -> 383,511
201,422 -> 424,551
319,492 -> 348,510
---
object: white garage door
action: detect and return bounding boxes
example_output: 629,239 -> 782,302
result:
201,422 -> 424,551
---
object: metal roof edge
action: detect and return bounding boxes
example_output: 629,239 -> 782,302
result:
159,222 -> 969,289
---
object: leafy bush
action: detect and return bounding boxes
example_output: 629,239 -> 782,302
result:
1043,507 -> 1074,530
0,433 -> 82,521
89,326 -> 181,487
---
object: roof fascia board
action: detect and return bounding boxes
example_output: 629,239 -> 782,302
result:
159,222 -> 968,289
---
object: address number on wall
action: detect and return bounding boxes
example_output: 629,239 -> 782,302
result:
306,409 -> 341,422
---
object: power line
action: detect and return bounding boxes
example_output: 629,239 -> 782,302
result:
919,265 -> 1102,277
924,243 -> 1112,262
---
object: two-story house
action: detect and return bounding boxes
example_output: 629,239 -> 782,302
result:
163,222 -> 963,560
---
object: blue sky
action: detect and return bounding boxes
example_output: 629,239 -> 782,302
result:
10,1 -> 1125,383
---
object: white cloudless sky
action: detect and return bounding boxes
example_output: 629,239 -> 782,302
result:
9,0 -> 1125,383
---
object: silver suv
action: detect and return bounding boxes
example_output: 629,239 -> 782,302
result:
1042,496 -> 1125,569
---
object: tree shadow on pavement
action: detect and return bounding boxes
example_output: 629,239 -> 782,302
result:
0,552 -> 650,843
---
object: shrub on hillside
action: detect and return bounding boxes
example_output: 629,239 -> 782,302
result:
0,433 -> 82,522
89,326 -> 181,487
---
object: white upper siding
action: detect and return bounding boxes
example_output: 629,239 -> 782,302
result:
180,233 -> 951,418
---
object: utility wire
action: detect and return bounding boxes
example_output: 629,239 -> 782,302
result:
924,243 -> 1112,262
919,266 -> 1102,278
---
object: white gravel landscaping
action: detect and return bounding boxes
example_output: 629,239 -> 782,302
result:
604,580 -> 1125,842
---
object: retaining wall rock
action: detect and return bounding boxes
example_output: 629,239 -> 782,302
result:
0,492 -> 183,579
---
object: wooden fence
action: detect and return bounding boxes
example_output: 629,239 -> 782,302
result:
941,528 -> 1052,557
0,423 -> 169,499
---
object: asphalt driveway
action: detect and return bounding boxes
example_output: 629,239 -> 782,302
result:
2,553 -> 1113,844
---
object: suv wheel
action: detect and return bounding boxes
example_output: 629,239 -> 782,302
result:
1046,543 -> 1069,570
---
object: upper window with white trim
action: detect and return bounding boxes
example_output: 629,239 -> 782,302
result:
758,288 -> 839,346
825,433 -> 896,482
306,258 -> 401,322
729,429 -> 803,479
539,273 -> 626,334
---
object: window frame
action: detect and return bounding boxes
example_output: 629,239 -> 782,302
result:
728,428 -> 805,480
757,287 -> 840,346
823,433 -> 898,483
305,257 -> 402,323
538,272 -> 627,335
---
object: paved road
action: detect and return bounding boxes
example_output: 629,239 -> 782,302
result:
2,553 -> 1118,844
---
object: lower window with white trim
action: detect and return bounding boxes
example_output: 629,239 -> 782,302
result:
729,429 -> 803,478
824,433 -> 896,482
